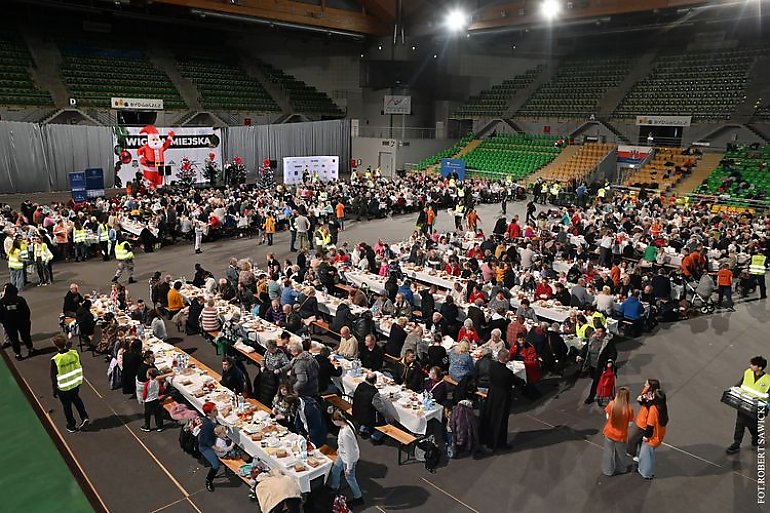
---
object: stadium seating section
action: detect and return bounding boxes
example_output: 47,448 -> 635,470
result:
695,144 -> 770,201
60,46 -> 185,109
452,66 -> 542,119
753,103 -> 770,122
517,57 -> 629,119
257,61 -> 342,118
414,133 -> 475,171
614,48 -> 761,122
623,147 -> 697,191
462,133 -> 562,179
177,58 -> 278,112
0,31 -> 52,106
532,143 -> 615,184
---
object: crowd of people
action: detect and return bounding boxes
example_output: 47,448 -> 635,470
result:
7,165 -> 770,509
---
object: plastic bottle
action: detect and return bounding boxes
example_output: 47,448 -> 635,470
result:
299,439 -> 307,462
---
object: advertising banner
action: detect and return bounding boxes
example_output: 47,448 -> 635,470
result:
68,171 -> 87,202
635,115 -> 692,127
113,125 -> 223,188
440,158 -> 466,180
111,97 -> 164,110
282,156 -> 339,185
383,95 -> 412,115
84,168 -> 105,198
617,145 -> 653,165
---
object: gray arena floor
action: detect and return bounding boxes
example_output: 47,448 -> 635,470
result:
3,200 -> 768,513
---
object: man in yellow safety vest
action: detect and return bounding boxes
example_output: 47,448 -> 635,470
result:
50,335 -> 89,433
726,356 -> 770,454
749,250 -> 767,299
113,236 -> 136,284
97,221 -> 111,261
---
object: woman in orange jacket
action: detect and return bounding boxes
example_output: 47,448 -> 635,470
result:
637,390 -> 668,479
627,379 -> 661,459
602,387 -> 634,476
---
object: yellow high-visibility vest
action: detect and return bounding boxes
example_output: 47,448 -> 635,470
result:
750,255 -> 767,275
52,350 -> 83,391
98,224 -> 109,242
7,248 -> 23,270
73,229 -> 86,243
115,241 -> 133,261
741,368 -> 770,401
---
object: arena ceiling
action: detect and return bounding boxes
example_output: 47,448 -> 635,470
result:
8,0 -> 763,37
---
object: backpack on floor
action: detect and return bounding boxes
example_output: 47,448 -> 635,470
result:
179,421 -> 201,459
415,435 -> 440,473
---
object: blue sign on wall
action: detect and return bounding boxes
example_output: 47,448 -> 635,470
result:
440,158 -> 466,180
84,168 -> 105,198
68,171 -> 86,192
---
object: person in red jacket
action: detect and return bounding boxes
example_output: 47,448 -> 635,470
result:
507,218 -> 521,239
509,332 -> 541,384
534,278 -> 554,299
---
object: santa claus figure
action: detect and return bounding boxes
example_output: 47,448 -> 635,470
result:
136,125 -> 174,189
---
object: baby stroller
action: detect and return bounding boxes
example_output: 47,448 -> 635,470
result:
686,274 -> 716,314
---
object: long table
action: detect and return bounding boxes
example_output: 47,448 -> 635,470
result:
147,338 -> 333,493
332,365 -> 443,435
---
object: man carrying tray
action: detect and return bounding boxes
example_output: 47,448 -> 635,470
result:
726,355 -> 770,455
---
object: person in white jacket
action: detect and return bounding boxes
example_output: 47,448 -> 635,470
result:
326,410 -> 364,506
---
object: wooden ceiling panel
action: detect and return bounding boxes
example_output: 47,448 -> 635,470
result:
154,0 -> 390,34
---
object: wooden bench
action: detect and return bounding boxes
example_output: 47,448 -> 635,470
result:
161,397 -> 179,414
318,444 -> 337,461
311,319 -> 341,338
234,344 -> 263,366
335,283 -> 355,296
219,456 -> 253,486
322,394 -> 353,415
375,424 -> 419,465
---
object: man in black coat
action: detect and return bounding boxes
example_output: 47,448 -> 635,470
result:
352,372 -> 388,443
384,275 -> 399,303
394,349 -> 424,392
359,335 -> 384,371
220,357 -> 246,395
426,312 -> 450,338
480,349 -> 514,452
62,283 -> 83,317
419,287 -> 436,319
385,319 -> 408,358
315,346 -> 342,395
466,299 -> 487,338
0,283 -> 35,359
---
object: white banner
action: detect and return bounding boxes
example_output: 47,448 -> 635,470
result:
384,95 -> 411,115
282,156 -> 339,185
113,125 -> 223,187
635,115 -> 691,127
111,97 -> 164,110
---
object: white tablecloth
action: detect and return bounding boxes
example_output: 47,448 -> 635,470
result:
120,220 -> 159,238
149,340 -> 331,493
335,370 -> 442,435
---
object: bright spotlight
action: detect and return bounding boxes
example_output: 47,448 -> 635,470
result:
540,0 -> 561,21
445,9 -> 468,32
